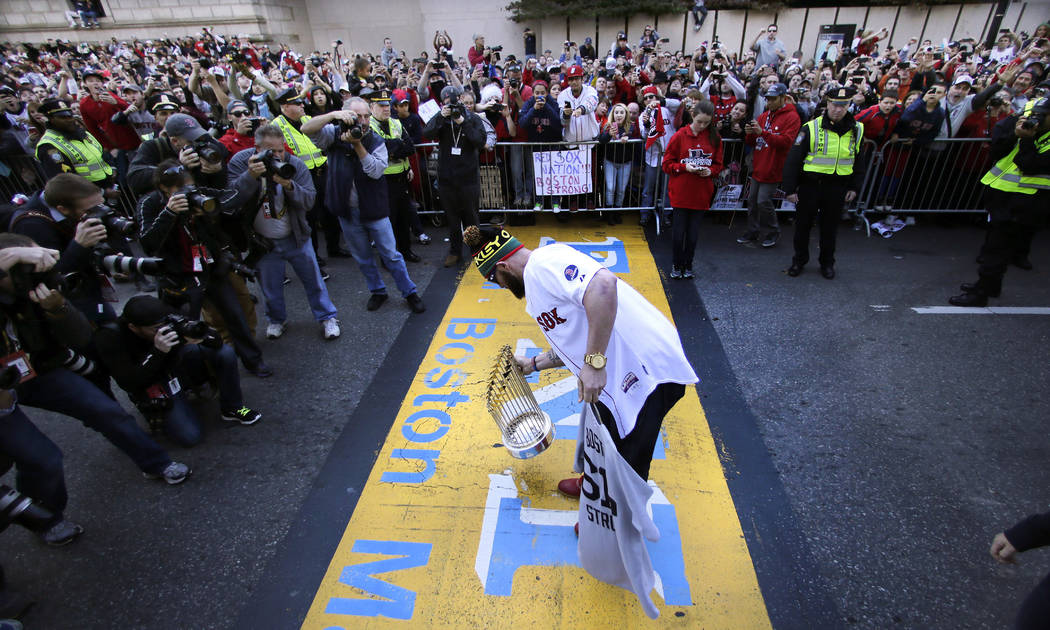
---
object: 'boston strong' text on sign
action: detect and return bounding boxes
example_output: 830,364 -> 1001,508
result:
533,148 -> 593,196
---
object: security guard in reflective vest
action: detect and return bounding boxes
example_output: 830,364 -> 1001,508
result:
949,97 -> 1050,306
369,89 -> 421,262
781,86 -> 866,279
35,99 -> 115,187
273,87 -> 344,270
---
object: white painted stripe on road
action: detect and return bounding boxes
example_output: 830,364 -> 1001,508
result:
912,307 -> 1050,315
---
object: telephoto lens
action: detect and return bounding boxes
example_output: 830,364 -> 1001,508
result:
0,484 -> 56,533
95,251 -> 165,276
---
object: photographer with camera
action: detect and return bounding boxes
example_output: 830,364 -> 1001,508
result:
9,173 -> 133,324
301,96 -> 425,314
423,85 -> 487,267
33,99 -> 115,186
127,112 -> 228,196
0,234 -> 191,486
136,159 -> 268,375
216,99 -> 260,160
95,296 -> 262,447
272,87 -> 346,270
227,124 -> 341,341
949,97 -> 1050,306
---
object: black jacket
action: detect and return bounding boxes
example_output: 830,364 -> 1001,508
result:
422,110 -> 486,185
136,189 -> 233,281
127,135 -> 228,196
0,292 -> 93,379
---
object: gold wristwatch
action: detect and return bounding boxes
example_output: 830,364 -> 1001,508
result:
583,352 -> 607,369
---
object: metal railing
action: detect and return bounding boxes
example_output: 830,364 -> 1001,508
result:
2,135 -> 996,237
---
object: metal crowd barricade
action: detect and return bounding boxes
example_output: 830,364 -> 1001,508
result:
0,154 -> 48,203
409,139 -> 658,218
854,136 -> 991,235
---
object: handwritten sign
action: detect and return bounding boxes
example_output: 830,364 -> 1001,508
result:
417,99 -> 441,124
533,148 -> 593,196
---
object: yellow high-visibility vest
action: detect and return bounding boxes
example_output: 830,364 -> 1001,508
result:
369,116 -> 410,175
273,115 -> 327,169
802,116 -> 864,176
38,129 -> 113,182
980,128 -> 1050,195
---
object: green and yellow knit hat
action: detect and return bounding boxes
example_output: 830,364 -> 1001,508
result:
464,225 -> 523,280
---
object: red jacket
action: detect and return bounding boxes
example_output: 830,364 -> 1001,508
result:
218,128 -> 255,162
744,102 -> 800,183
855,104 -> 901,146
78,93 -> 141,151
661,125 -> 724,210
468,46 -> 486,69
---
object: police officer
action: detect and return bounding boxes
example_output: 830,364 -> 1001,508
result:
949,97 -> 1050,306
368,88 -> 420,262
272,87 -> 344,272
781,86 -> 866,279
34,99 -> 115,187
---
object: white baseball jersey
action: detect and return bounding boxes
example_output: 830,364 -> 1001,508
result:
523,243 -> 697,438
575,403 -> 661,619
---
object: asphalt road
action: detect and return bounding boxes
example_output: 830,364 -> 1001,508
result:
1,213 -> 1047,630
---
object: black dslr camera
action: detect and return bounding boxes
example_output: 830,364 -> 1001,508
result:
84,203 -> 137,238
192,136 -> 225,164
161,313 -> 220,347
257,149 -> 296,178
177,185 -> 219,214
449,101 -> 466,118
336,118 -> 365,140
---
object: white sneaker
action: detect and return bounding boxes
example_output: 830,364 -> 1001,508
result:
552,203 -> 561,213
265,322 -> 287,339
322,318 -> 340,340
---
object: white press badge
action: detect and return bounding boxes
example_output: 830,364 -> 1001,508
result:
450,147 -> 462,156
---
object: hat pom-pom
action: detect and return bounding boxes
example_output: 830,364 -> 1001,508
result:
463,225 -> 483,249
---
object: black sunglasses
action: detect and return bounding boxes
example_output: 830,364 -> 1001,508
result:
229,110 -> 249,117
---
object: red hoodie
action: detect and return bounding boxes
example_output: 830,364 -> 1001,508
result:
78,92 -> 142,151
744,102 -> 800,183
661,124 -> 724,210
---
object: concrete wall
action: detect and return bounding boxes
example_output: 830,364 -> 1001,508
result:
0,0 -> 1045,65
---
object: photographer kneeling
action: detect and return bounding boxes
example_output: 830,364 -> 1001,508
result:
95,296 -> 261,447
0,234 -> 190,486
137,159 -> 269,377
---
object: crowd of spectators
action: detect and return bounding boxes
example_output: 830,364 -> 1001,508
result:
0,17 -> 1046,616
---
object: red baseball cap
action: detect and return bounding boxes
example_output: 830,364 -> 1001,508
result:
566,65 -> 584,78
641,85 -> 660,97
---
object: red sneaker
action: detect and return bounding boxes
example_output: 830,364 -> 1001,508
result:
557,475 -> 583,498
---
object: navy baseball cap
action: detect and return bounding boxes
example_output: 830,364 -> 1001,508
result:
763,82 -> 788,98
164,113 -> 209,141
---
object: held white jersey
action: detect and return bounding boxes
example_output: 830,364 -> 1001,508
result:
575,403 -> 661,619
523,243 -> 697,438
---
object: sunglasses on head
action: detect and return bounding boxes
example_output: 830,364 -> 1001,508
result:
163,164 -> 185,176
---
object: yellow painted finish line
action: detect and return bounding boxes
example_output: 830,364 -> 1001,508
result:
303,219 -> 771,629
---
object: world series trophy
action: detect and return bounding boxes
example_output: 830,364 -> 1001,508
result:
485,345 -> 555,459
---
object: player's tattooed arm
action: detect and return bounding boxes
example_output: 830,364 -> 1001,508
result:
545,350 -> 564,368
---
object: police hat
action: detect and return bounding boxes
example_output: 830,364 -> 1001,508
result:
148,94 -> 178,113
827,86 -> 858,103
39,99 -> 73,117
368,88 -> 391,103
275,86 -> 304,105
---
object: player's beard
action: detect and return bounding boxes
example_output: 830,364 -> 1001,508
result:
503,271 -> 526,300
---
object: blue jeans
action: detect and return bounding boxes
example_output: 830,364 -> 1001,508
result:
339,211 -> 417,298
256,235 -> 338,324
604,160 -> 632,207
0,405 -> 67,520
161,344 -> 244,447
640,163 -> 668,219
17,369 -> 171,475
